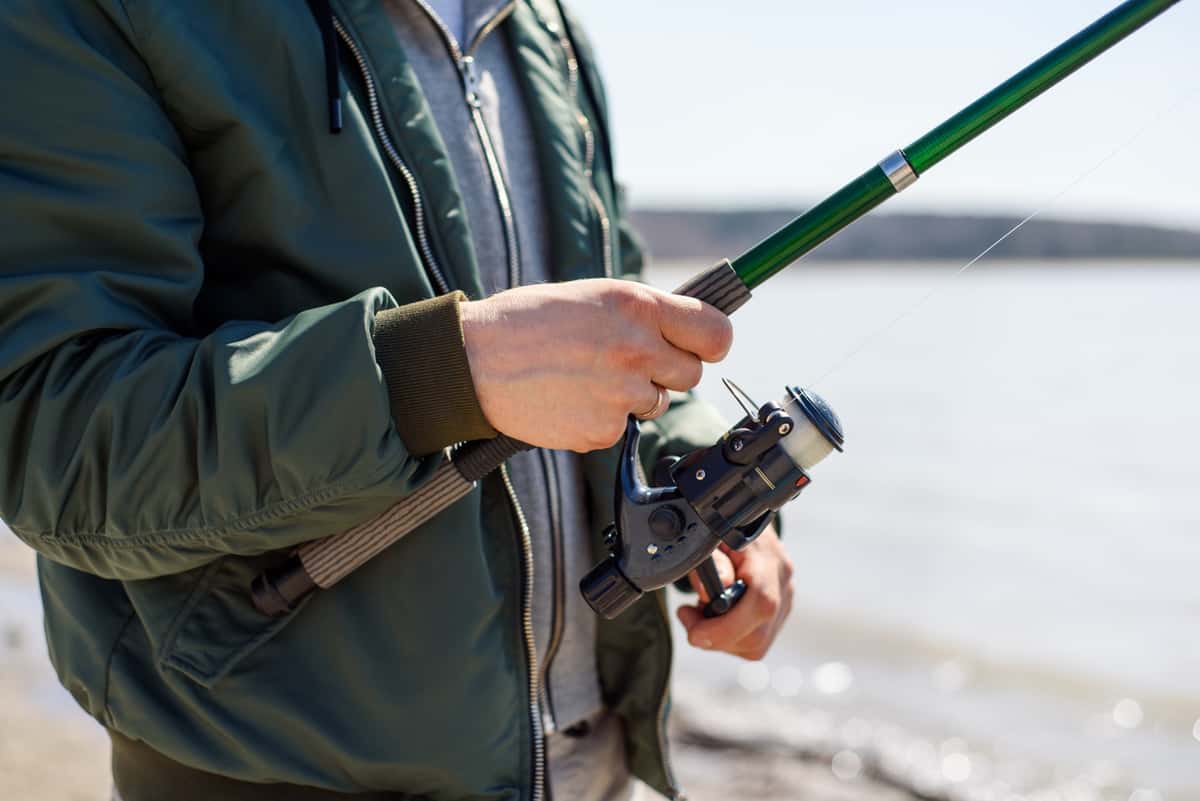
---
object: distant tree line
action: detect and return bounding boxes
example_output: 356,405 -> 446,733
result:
630,209 -> 1200,263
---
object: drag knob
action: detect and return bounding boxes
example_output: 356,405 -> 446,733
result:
580,556 -> 643,620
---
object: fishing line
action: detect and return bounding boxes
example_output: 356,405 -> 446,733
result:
810,86 -> 1199,390
259,3 -> 1188,614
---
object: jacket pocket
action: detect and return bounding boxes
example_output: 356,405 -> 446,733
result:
158,553 -> 310,688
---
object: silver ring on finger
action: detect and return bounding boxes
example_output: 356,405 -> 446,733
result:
634,384 -> 670,421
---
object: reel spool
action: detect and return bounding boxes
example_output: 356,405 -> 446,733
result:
580,383 -> 844,620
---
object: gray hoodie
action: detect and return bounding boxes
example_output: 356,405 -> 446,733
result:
380,3 -> 635,800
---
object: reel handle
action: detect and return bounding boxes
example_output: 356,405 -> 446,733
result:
696,555 -> 746,618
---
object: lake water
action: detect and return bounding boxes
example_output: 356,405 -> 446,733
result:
2,261 -> 1197,800
650,261 -> 1200,801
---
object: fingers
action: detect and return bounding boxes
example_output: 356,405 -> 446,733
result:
680,549 -> 761,650
676,604 -> 706,638
647,341 -> 703,392
611,315 -> 703,392
678,581 -> 772,654
632,384 -> 670,422
599,283 -> 719,397
677,529 -> 794,660
651,291 -> 734,364
614,339 -> 702,423
461,279 -> 725,453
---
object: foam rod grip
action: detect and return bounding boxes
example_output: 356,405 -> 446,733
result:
453,434 -> 530,482
673,259 -> 752,316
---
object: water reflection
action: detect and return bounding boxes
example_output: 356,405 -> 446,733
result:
1112,699 -> 1144,730
932,659 -> 970,692
674,643 -> 1191,801
770,665 -> 804,697
736,661 -> 769,693
830,749 -> 863,781
812,661 -> 853,695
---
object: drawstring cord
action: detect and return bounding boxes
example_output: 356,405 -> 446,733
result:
306,0 -> 343,133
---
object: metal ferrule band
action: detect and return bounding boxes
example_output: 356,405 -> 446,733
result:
878,150 -> 919,192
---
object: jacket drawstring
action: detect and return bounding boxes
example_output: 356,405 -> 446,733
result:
306,0 -> 343,133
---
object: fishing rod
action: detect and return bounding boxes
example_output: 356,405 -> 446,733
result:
252,0 -> 1181,619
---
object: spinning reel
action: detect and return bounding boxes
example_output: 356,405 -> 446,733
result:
580,381 -> 844,619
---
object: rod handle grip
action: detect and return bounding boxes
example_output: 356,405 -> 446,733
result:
251,556 -> 318,618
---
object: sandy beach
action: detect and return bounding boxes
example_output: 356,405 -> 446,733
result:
1,541 -> 109,801
1,536 -> 916,801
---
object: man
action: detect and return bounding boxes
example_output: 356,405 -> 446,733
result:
0,1 -> 794,799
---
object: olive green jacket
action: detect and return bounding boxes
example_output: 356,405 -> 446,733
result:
0,1 -> 727,799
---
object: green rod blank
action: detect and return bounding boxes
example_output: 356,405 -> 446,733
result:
730,0 -> 1181,291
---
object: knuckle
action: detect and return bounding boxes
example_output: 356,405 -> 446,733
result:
780,555 -> 796,583
757,590 -> 781,618
610,282 -> 655,320
610,337 -> 652,372
700,314 -> 734,361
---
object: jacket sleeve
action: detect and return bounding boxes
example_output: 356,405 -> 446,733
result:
0,2 -> 491,580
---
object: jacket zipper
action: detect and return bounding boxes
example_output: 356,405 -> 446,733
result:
408,6 -> 544,799
412,0 -> 522,289
500,465 -> 547,801
332,18 -> 452,295
546,15 -> 681,795
536,449 -> 566,732
555,31 -> 614,279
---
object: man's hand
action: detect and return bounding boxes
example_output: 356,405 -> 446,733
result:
460,279 -> 733,452
677,526 -> 793,661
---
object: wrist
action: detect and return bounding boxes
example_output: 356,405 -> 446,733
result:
458,297 -> 488,371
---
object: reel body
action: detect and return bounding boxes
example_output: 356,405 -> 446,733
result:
580,385 -> 844,620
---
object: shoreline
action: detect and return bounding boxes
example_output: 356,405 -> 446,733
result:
1,536 -> 915,801
4,533 -> 1192,801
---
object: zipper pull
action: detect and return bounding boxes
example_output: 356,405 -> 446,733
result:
460,56 -> 481,108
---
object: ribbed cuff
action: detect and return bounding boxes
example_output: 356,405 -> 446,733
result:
373,292 -> 497,456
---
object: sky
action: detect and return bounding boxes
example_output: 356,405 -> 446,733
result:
570,0 -> 1198,229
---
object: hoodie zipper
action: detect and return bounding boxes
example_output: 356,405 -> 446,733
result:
412,0 -> 522,289
407,7 -> 544,800
337,9 -> 541,798
500,465 -> 547,801
555,30 -> 613,279
332,17 -> 451,295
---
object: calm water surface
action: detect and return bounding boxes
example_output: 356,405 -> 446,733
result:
651,261 -> 1200,801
